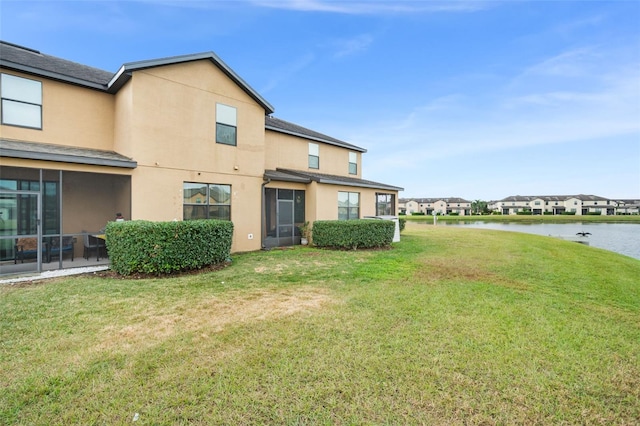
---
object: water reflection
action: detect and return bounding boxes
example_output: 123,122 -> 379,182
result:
421,221 -> 640,260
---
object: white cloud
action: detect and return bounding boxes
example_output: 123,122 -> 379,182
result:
249,0 -> 489,14
348,48 -> 640,177
332,34 -> 374,58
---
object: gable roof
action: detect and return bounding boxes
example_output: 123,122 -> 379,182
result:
108,52 -> 274,113
265,168 -> 403,191
265,116 -> 366,152
0,41 -> 274,114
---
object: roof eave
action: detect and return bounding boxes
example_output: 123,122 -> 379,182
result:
0,147 -> 137,169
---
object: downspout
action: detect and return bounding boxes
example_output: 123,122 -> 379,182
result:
261,178 -> 271,250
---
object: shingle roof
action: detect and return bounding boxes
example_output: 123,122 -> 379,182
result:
265,116 -> 366,153
0,41 -> 274,113
0,139 -> 137,168
499,194 -> 611,202
266,168 -> 403,191
399,197 -> 471,204
0,41 -> 112,90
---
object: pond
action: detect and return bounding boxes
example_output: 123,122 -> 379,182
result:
422,221 -> 640,260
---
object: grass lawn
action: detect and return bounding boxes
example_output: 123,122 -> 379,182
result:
2,223 -> 639,424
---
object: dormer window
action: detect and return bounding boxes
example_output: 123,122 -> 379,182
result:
216,104 -> 237,146
349,152 -> 357,175
309,143 -> 319,169
1,73 -> 42,129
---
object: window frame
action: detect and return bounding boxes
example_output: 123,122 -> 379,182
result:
376,193 -> 395,216
1,73 -> 43,129
183,182 -> 232,221
338,191 -> 360,220
216,103 -> 237,146
308,143 -> 319,169
348,152 -> 357,175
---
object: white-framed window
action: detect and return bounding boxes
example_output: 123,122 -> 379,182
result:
309,143 -> 319,169
216,104 -> 237,146
348,152 -> 357,175
338,191 -> 359,220
1,73 -> 42,129
183,182 -> 231,220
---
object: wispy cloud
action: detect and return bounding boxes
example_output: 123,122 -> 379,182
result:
249,0 -> 489,14
331,34 -> 374,58
350,47 -> 640,177
260,53 -> 316,93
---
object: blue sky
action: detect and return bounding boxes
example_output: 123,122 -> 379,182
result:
2,0 -> 639,200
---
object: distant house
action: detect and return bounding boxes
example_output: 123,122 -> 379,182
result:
399,197 -> 472,215
0,41 -> 402,270
493,194 -> 632,215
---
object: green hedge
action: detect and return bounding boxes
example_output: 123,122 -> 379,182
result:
105,220 -> 233,276
399,217 -> 406,232
311,219 -> 395,250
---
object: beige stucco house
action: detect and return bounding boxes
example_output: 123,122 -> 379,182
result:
493,195 -> 621,215
0,41 -> 402,273
399,197 -> 472,215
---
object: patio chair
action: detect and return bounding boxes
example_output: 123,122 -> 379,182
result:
82,231 -> 102,260
14,237 -> 47,264
47,236 -> 76,263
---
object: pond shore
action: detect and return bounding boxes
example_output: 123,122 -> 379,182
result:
403,214 -> 640,223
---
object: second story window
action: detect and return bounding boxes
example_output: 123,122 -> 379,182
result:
349,152 -> 357,175
216,104 -> 237,146
309,143 -> 319,169
1,73 -> 42,129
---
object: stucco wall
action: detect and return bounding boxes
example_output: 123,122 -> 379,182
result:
264,130 -> 361,178
0,70 -> 115,151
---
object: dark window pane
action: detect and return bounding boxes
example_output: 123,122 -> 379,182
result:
184,205 -> 207,220
216,123 -> 237,146
209,205 -> 230,220
278,189 -> 293,200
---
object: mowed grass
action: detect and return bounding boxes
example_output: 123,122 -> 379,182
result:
1,223 -> 639,425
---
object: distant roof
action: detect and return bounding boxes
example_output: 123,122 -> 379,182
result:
0,139 -> 137,168
265,168 -> 403,191
399,197 -> 471,204
265,116 -> 366,153
0,41 -> 274,114
500,194 -> 611,202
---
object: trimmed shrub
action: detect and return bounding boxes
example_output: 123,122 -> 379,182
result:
399,217 -> 406,232
105,219 -> 233,276
411,211 -> 425,216
312,219 -> 395,250
562,211 -> 577,215
449,212 -> 459,216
